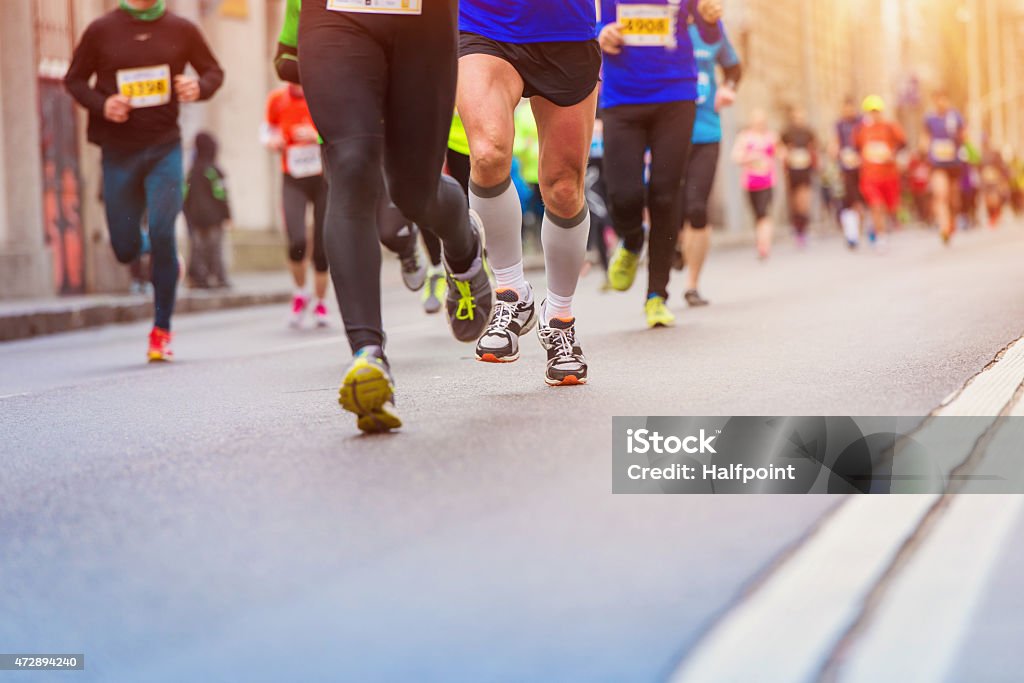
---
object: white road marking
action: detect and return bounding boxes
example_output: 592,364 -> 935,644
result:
668,335 -> 1024,683
669,496 -> 938,683
0,392 -> 29,400
835,495 -> 1024,683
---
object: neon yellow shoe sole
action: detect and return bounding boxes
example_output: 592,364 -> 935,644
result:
338,359 -> 402,433
608,246 -> 640,292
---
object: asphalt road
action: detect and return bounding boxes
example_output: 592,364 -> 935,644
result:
2,223 -> 1023,682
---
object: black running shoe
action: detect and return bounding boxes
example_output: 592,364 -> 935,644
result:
537,314 -> 588,386
445,211 -> 493,343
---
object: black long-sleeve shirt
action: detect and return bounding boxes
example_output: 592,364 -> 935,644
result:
64,9 -> 224,151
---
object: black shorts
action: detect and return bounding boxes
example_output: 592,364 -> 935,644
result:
748,188 -> 773,220
787,168 -> 813,189
842,169 -> 862,209
459,32 -> 601,107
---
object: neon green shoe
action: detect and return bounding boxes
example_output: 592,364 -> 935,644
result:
338,347 -> 402,433
422,268 -> 446,315
608,245 -> 640,292
645,295 -> 676,329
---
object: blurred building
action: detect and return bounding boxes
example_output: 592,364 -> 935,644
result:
1,0 -> 286,301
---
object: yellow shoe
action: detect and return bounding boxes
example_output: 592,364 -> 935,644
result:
645,295 -> 676,329
338,348 -> 402,433
607,245 -> 640,292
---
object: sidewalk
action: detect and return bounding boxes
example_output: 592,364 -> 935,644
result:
0,272 -> 292,343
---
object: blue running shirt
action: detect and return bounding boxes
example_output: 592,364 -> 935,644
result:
691,23 -> 739,144
599,0 -> 722,109
460,0 -> 598,44
925,110 -> 965,168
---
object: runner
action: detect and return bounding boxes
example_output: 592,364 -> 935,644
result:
599,1 -> 723,329
732,109 -> 778,260
585,113 -> 612,285
678,16 -> 740,308
272,32 -> 427,325
459,0 -> 602,384
288,0 -> 493,432
780,107 -> 818,247
854,95 -> 905,250
263,84 -> 331,327
922,90 -> 965,245
906,149 -> 932,224
834,97 -> 863,249
65,0 -> 224,362
979,139 -> 1010,228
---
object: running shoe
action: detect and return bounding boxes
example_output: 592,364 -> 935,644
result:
422,268 -> 445,315
645,295 -> 676,328
313,300 -> 329,327
445,212 -> 493,343
400,241 -> 427,292
476,286 -> 536,363
147,326 -> 173,362
289,292 -> 309,328
607,244 -> 640,292
338,346 -> 402,433
537,313 -> 588,386
684,289 -> 710,307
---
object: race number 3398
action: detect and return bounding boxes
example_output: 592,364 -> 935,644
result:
618,4 -> 675,47
116,65 -> 171,108
326,0 -> 422,14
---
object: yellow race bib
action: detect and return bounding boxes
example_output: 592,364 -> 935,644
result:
116,65 -> 171,108
326,0 -> 421,14
618,4 -> 675,47
931,139 -> 957,163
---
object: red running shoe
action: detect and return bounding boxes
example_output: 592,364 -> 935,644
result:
148,327 -> 173,362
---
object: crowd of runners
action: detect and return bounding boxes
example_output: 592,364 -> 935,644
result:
65,0 -> 1024,433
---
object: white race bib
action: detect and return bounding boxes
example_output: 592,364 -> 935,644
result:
618,4 -> 676,47
840,147 -> 860,170
287,144 -> 324,179
326,0 -> 421,14
931,139 -> 957,163
116,65 -> 171,108
788,148 -> 812,171
863,141 -> 893,165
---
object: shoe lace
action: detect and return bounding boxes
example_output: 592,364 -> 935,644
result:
487,300 -> 516,332
541,325 -> 575,360
453,279 -> 476,321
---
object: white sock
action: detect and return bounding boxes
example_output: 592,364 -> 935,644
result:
542,206 -> 590,320
840,209 -> 860,244
491,261 -> 530,301
469,175 -> 522,272
545,291 -> 574,321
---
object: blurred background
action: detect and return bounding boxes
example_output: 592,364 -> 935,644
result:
1,0 -> 1023,300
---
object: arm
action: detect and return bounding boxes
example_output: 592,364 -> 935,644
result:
188,23 -> 224,101
63,24 -> 107,116
275,0 -> 301,83
717,28 -> 742,89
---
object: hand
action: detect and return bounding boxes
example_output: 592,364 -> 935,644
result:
174,75 -> 201,103
715,85 -> 736,112
697,0 -> 723,23
103,94 -> 132,123
292,125 -> 319,144
599,22 -> 625,55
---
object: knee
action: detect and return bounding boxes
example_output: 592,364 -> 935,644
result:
607,183 -> 645,221
470,138 -> 513,188
323,139 -> 378,193
542,174 -> 585,219
387,184 -> 430,226
112,243 -> 138,264
288,241 -> 307,263
688,200 -> 709,229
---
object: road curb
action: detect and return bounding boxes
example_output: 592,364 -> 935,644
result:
0,290 -> 292,343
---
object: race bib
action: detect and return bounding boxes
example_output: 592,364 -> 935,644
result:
788,148 -> 812,171
287,144 -> 323,179
840,147 -> 860,170
116,65 -> 171,108
931,139 -> 957,163
618,4 -> 675,47
863,141 -> 893,165
326,0 -> 421,14
696,71 -> 711,106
